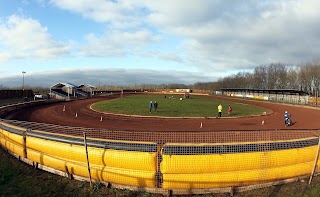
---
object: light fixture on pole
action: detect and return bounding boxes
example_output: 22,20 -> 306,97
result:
22,71 -> 26,91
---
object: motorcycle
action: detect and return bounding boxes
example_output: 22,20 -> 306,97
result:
285,117 -> 292,127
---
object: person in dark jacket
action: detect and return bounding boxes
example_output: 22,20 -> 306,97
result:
154,101 -> 158,112
149,101 -> 153,113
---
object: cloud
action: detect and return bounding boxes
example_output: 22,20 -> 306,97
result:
2,0 -> 320,80
78,29 -> 159,57
137,50 -> 184,64
121,1 -> 320,70
0,15 -> 71,62
48,0 -> 320,73
143,0 -> 320,68
0,68 -> 216,88
49,0 -> 145,29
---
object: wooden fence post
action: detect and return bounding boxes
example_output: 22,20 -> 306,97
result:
23,129 -> 27,158
308,137 -> 320,185
83,132 -> 93,188
156,142 -> 163,188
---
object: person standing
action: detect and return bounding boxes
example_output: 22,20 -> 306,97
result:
218,104 -> 223,118
149,101 -> 153,113
228,105 -> 232,116
154,101 -> 158,112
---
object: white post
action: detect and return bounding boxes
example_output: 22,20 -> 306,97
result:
309,137 -> 320,185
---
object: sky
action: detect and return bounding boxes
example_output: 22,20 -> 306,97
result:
1,0 -> 320,88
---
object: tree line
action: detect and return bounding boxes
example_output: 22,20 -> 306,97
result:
191,61 -> 320,96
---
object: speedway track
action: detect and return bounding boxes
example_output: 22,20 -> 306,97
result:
8,95 -> 320,143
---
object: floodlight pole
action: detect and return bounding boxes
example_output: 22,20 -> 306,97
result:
22,71 -> 26,97
22,71 -> 26,91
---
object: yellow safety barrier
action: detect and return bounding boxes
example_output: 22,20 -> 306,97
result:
96,149 -> 157,171
27,149 -> 67,171
162,161 -> 314,189
161,146 -> 317,173
27,148 -> 156,187
0,138 -> 25,157
0,128 -> 24,145
71,164 -> 156,187
26,136 -> 157,171
0,127 -> 25,158
26,136 -> 86,162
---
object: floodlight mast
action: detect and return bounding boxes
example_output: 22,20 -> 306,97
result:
22,71 -> 26,91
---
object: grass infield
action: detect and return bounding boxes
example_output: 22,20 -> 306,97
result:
92,94 -> 269,117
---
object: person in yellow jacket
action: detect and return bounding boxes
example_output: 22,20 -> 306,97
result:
217,104 -> 223,118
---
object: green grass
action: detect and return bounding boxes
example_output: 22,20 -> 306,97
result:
92,94 -> 269,117
0,148 -> 94,197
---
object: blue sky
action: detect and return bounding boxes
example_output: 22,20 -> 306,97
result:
1,0 -> 320,87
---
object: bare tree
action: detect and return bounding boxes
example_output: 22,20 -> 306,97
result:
305,62 -> 320,96
253,66 -> 267,89
233,72 -> 251,88
299,64 -> 313,94
191,59 -> 320,94
275,63 -> 288,89
287,67 -> 299,89
267,63 -> 278,89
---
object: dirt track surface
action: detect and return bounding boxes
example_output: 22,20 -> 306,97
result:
9,95 -> 320,143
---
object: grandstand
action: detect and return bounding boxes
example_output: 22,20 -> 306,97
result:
77,84 -> 95,97
50,82 -> 94,100
220,88 -> 310,104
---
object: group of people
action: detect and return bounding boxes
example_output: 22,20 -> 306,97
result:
147,101 -> 292,126
149,101 -> 158,113
217,104 -> 232,118
218,104 -> 292,127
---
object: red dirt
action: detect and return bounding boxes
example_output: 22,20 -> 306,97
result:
9,95 -> 320,143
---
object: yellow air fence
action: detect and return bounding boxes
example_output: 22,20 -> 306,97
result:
161,141 -> 318,189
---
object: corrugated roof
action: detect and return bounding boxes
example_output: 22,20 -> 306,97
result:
51,82 -> 77,89
78,84 -> 96,88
